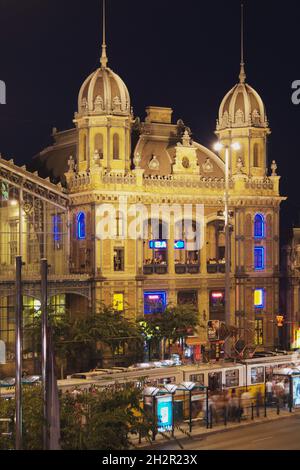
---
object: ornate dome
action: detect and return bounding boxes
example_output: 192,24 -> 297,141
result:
217,67 -> 268,131
77,66 -> 131,117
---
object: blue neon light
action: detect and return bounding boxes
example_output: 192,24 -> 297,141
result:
53,215 -> 61,242
149,240 -> 167,249
254,214 -> 265,239
174,240 -> 185,249
254,247 -> 265,271
77,212 -> 86,240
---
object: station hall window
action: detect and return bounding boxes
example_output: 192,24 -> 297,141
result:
254,214 -> 265,239
254,247 -> 265,271
77,212 -> 86,240
53,214 -> 62,244
254,320 -> 263,347
254,288 -> 265,309
114,248 -> 124,271
113,293 -> 124,312
144,291 -> 167,315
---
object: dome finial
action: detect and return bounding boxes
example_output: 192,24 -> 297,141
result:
239,3 -> 246,84
100,0 -> 108,68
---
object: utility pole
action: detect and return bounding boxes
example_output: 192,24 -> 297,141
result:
41,259 -> 48,450
224,145 -> 231,358
15,256 -> 23,450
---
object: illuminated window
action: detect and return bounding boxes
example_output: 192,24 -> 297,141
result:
53,215 -> 62,242
144,291 -> 167,315
113,293 -> 124,312
254,214 -> 265,239
77,212 -> 86,240
254,247 -> 265,270
254,288 -> 265,309
254,320 -> 263,346
114,248 -> 124,271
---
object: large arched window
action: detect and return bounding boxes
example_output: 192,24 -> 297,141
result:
94,133 -> 103,159
253,144 -> 259,167
113,134 -> 120,160
254,213 -> 265,239
83,135 -> 87,162
77,212 -> 86,240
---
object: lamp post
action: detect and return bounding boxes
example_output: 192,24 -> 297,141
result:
214,142 -> 240,358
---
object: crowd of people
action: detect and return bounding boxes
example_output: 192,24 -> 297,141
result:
265,377 -> 290,406
207,258 -> 226,265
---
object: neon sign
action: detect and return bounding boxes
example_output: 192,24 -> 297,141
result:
174,240 -> 185,249
149,240 -> 167,249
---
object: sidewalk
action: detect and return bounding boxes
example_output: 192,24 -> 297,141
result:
133,406 -> 300,449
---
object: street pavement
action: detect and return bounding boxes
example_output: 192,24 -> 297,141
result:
154,415 -> 300,450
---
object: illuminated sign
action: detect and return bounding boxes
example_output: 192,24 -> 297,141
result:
211,292 -> 223,299
292,376 -> 300,408
174,240 -> 185,250
296,329 -> 300,349
156,395 -> 173,433
276,315 -> 284,327
149,240 -> 167,249
254,289 -> 264,309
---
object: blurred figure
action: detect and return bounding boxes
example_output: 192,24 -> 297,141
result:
265,378 -> 273,405
240,390 -> 252,419
229,389 -> 239,421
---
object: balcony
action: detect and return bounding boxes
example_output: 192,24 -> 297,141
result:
175,264 -> 200,274
207,261 -> 227,274
143,264 -> 168,275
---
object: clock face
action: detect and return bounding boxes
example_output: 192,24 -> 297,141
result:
182,157 -> 190,169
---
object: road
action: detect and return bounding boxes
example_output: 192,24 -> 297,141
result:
155,416 -> 300,450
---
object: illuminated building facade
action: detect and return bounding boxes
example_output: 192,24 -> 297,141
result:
0,10 -> 285,373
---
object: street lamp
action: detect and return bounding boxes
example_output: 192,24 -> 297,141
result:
214,142 -> 240,358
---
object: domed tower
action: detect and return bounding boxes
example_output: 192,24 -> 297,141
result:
215,6 -> 270,177
74,1 -> 133,174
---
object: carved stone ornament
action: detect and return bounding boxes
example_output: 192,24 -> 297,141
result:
68,156 -> 75,173
148,155 -> 160,171
236,157 -> 244,174
202,157 -> 214,173
81,98 -> 88,111
94,150 -> 101,165
252,109 -> 260,126
133,152 -> 141,169
235,109 -> 244,125
94,95 -> 103,112
271,160 -> 277,176
182,129 -> 191,147
112,96 -> 121,112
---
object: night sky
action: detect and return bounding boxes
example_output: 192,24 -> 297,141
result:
0,0 -> 299,240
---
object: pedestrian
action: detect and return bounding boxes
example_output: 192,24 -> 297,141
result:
229,389 -> 239,421
240,390 -> 252,419
265,379 -> 273,405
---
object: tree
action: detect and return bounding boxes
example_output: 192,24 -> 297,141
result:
140,304 -> 200,360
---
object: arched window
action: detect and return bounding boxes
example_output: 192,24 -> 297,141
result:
254,213 -> 265,239
94,133 -> 103,159
113,134 -> 120,160
253,144 -> 259,167
77,212 -> 86,240
83,135 -> 87,162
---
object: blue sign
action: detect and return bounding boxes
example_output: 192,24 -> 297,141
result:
144,291 -> 167,315
156,395 -> 173,433
149,240 -> 167,249
174,240 -> 185,249
292,376 -> 300,408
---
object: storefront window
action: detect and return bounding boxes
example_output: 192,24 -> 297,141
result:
190,374 -> 204,385
144,291 -> 167,315
254,319 -> 263,345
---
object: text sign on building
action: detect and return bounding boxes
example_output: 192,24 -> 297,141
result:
156,395 -> 173,433
174,240 -> 185,250
0,340 -> 6,364
149,240 -> 167,249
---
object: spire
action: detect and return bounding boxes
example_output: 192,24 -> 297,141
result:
100,0 -> 108,68
239,3 -> 246,84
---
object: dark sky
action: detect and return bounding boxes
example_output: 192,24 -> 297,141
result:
0,0 -> 299,238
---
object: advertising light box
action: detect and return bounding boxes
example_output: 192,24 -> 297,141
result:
156,395 -> 173,433
292,375 -> 300,408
